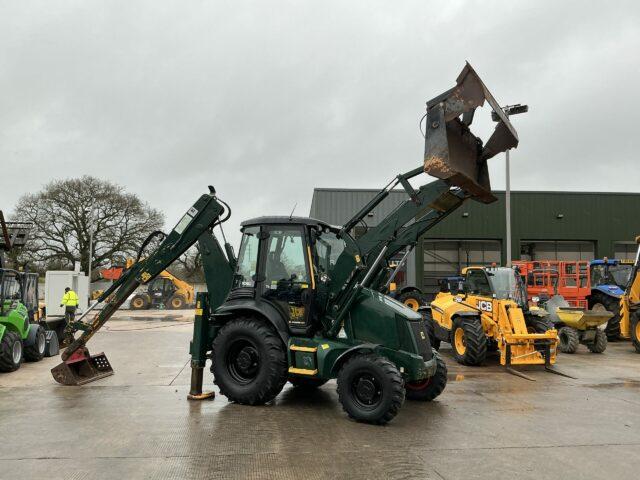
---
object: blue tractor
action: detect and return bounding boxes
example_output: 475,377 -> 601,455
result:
589,258 -> 634,340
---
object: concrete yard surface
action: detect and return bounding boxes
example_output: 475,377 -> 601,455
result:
1,315 -> 640,480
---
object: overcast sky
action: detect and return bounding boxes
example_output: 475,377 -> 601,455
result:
1,1 -> 638,246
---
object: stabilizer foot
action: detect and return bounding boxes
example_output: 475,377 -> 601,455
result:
187,391 -> 216,401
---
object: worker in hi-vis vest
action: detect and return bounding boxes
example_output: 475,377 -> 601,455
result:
60,287 -> 79,345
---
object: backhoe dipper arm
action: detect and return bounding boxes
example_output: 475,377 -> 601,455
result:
59,187 -> 229,363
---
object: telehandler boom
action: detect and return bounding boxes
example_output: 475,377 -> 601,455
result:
52,63 -> 521,424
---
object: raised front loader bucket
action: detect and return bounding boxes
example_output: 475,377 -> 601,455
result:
424,62 -> 519,203
51,347 -> 113,386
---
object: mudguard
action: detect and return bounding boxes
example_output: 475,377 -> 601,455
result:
215,299 -> 290,344
593,285 -> 624,299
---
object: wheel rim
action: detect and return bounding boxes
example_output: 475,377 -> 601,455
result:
172,298 -> 182,308
37,332 -> 45,354
226,339 -> 260,384
12,341 -> 22,364
350,371 -> 382,410
406,377 -> 431,391
133,298 -> 144,308
454,327 -> 466,355
404,298 -> 420,311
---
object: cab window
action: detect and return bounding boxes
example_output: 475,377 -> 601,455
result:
264,228 -> 309,287
465,270 -> 492,296
234,226 -> 260,288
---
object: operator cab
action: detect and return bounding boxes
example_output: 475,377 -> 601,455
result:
590,259 -> 633,289
230,216 -> 359,336
462,266 -> 528,308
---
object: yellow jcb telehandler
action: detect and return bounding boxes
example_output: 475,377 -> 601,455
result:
425,266 -> 566,380
620,237 -> 640,352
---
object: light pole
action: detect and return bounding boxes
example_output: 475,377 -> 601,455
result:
492,104 -> 528,267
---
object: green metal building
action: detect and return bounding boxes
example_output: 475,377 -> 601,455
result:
310,188 -> 640,298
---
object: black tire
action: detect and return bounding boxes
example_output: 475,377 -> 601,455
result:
630,310 -> 640,353
399,291 -> 425,312
587,329 -> 607,353
289,377 -> 329,389
0,331 -> 23,372
405,353 -> 447,401
24,325 -> 46,362
211,317 -> 288,405
130,294 -> 149,310
589,292 -> 621,340
526,315 -> 554,333
422,311 -> 441,350
337,354 -> 404,425
167,294 -> 185,310
451,317 -> 487,366
558,326 -> 580,354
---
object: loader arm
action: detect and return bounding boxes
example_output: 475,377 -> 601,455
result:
324,63 -> 520,336
51,187 -> 235,385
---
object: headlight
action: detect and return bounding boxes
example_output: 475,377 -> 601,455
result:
532,296 -> 540,303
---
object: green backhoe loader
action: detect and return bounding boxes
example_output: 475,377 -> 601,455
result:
52,63 -> 521,424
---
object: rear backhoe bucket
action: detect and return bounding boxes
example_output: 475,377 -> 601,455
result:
424,62 -> 519,203
51,347 -> 113,386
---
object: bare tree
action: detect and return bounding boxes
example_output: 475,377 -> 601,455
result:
12,176 -> 164,278
169,247 -> 204,283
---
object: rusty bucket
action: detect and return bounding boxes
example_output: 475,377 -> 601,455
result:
424,62 -> 519,204
51,347 -> 114,386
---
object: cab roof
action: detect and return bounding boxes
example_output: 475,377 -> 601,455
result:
240,216 -> 334,230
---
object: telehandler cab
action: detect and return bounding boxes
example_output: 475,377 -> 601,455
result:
426,266 -> 564,380
52,63 -> 521,423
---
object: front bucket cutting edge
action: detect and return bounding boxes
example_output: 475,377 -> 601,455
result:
51,347 -> 114,386
423,62 -> 519,204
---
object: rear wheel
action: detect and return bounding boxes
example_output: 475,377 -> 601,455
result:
590,293 -> 621,340
587,329 -> 607,353
399,291 -> 425,312
337,354 -> 404,425
211,317 -> 288,405
0,331 -> 23,372
130,295 -> 149,310
558,326 -> 580,354
630,311 -> 640,353
405,354 -> 447,401
167,294 -> 185,309
422,311 -> 440,350
24,325 -> 46,362
289,377 -> 328,389
451,317 -> 487,366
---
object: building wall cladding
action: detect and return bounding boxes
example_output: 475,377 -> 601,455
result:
310,188 -> 640,291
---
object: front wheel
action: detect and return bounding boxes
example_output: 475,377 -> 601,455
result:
130,295 -> 149,310
405,354 -> 447,401
167,294 -> 185,310
337,354 -> 405,425
399,291 -> 426,312
211,317 -> 288,405
451,317 -> 487,366
558,326 -> 579,354
630,311 -> 640,353
587,329 -> 607,353
24,325 -> 46,362
0,331 -> 23,372
590,293 -> 621,340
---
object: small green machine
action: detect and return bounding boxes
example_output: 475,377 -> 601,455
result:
0,212 -> 47,372
53,63 -> 521,424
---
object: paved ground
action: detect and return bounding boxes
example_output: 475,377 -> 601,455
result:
2,313 -> 640,480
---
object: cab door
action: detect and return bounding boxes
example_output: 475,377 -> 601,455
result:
260,226 -> 314,335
